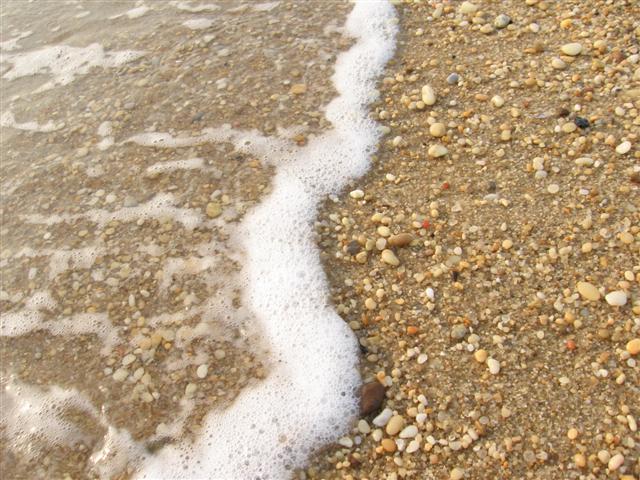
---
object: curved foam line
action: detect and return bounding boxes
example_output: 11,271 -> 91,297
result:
137,1 -> 397,478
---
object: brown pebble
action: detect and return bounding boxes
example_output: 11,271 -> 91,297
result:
388,233 -> 414,247
381,438 -> 396,453
360,381 -> 386,415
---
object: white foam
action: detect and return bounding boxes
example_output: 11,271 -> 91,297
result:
2,381 -> 142,475
1,110 -> 63,132
0,31 -> 32,51
182,18 -> 213,30
145,157 -> 205,174
136,1 -> 397,478
171,1 -> 220,13
252,1 -> 280,12
2,44 -> 144,91
23,192 -> 202,230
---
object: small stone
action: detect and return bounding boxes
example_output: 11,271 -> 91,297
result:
381,249 -> 400,266
429,123 -> 446,137
491,95 -> 505,107
346,240 -> 361,256
574,453 -> 586,468
459,2 -> 477,14
597,450 -> 610,464
562,122 -> 577,133
206,202 -> 222,218
386,415 -> 405,436
349,189 -> 364,199
381,438 -> 396,453
421,85 -> 436,105
619,231 -> 634,244
577,282 -> 600,301
360,381 -> 386,415
567,428 -> 579,440
450,324 -> 468,340
214,349 -> 226,360
574,117 -> 590,129
616,141 -> 631,154
428,144 -> 448,158
450,467 -> 465,480
357,419 -> 371,434
605,291 -> 627,306
626,339 -> 640,355
196,364 -> 208,379
388,233 -> 414,247
373,408 -> 393,427
547,184 -> 560,194
487,358 -> 501,374
608,453 -> 624,471
474,349 -> 488,363
122,354 -> 136,366
561,43 -> 583,56
289,83 -> 306,95
551,57 -> 567,70
494,14 -> 511,29
365,298 -> 377,310
447,73 -> 460,85
112,368 -> 128,382
480,24 -> 494,34
338,436 -> 353,448
399,425 -> 418,439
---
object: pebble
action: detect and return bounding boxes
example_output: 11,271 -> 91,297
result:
561,42 -> 583,56
289,83 -> 306,95
381,438 -> 396,453
547,184 -> 560,194
561,122 -> 577,133
399,425 -> 418,439
616,141 -> 631,154
551,57 -> 567,70
213,349 -> 226,360
446,73 -> 460,85
459,2 -> 478,14
349,189 -> 364,199
206,202 -> 222,218
577,281 -> 600,301
487,358 -> 501,375
421,85 -> 436,105
605,290 -> 627,306
450,324 -> 468,340
474,349 -> 488,363
122,353 -> 136,366
608,453 -> 624,471
388,233 -> 414,247
381,249 -> 400,266
373,408 -> 393,427
450,467 -> 465,480
494,14 -> 511,29
597,450 -> 610,464
491,95 -> 505,107
196,364 -> 208,379
112,368 -> 128,382
357,419 -> 371,434
428,144 -> 448,158
338,436 -> 353,448
429,122 -> 446,137
360,381 -> 386,415
574,117 -> 590,129
626,339 -> 640,356
385,415 -> 405,436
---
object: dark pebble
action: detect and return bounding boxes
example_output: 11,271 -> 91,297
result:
574,116 -> 590,129
360,381 -> 385,416
446,73 -> 460,85
556,108 -> 571,118
346,240 -> 361,256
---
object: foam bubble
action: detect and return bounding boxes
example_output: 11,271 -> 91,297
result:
1,110 -> 63,132
2,44 -> 144,92
23,192 -> 202,230
171,1 -> 220,13
182,18 -> 214,30
135,1 -> 397,478
0,31 -> 32,52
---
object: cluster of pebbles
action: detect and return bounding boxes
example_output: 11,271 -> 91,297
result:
310,0 -> 639,479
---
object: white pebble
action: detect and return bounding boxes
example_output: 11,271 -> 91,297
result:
616,141 -> 631,154
399,425 -> 419,439
196,364 -> 209,379
605,291 -> 627,306
373,408 -> 393,427
421,85 -> 436,105
349,189 -> 365,199
487,358 -> 501,375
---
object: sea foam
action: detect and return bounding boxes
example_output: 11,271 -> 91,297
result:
136,1 -> 397,478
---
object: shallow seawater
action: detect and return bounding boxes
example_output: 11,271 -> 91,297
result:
0,1 -> 396,478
